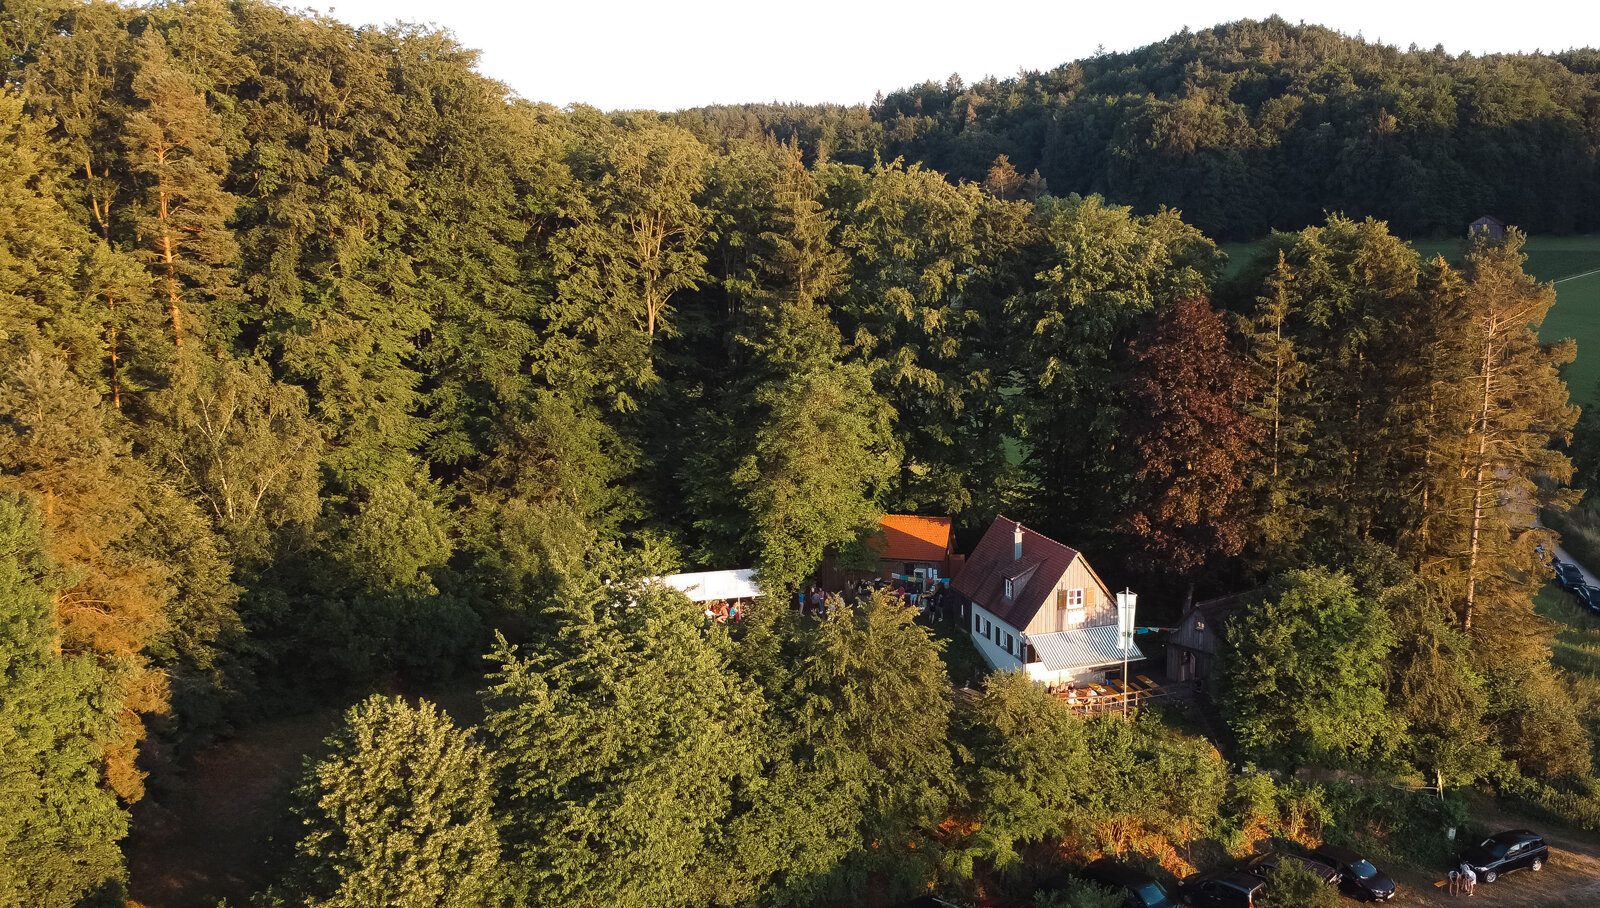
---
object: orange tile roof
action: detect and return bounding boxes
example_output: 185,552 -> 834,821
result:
875,515 -> 954,563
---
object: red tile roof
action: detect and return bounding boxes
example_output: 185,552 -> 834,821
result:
952,516 -> 1081,630
873,515 -> 953,563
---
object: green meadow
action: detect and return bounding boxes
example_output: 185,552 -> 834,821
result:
1223,234 -> 1600,408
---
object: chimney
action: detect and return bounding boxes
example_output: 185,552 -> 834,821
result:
1013,522 -> 1023,561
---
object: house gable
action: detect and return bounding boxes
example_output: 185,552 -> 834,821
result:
952,516 -> 1112,633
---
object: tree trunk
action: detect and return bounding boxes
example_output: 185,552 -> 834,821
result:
157,168 -> 183,347
1464,319 -> 1496,630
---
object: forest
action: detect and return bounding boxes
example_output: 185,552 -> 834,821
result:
677,17 -> 1600,240
2,2 -> 1599,907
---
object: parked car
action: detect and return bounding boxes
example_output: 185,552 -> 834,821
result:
1180,870 -> 1266,907
1240,851 -> 1338,886
1082,859 -> 1180,908
1576,585 -> 1600,613
1309,845 -> 1397,901
1554,561 -> 1584,591
1459,829 -> 1549,883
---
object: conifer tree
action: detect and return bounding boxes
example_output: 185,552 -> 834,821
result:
279,696 -> 498,908
0,351 -> 171,801
791,588 -> 955,893
1451,230 -> 1576,632
0,492 -> 127,907
484,576 -> 764,908
1236,252 -> 1313,561
123,27 -> 238,351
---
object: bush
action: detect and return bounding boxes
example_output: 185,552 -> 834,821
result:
1262,859 -> 1339,908
1033,879 -> 1123,908
1318,782 -> 1467,868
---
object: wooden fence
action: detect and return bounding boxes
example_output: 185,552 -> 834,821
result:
1051,675 -> 1187,715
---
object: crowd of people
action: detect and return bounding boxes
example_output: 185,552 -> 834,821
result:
796,577 -> 950,621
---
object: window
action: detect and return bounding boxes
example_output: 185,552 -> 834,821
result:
984,619 -> 992,639
1004,578 -> 1014,599
1005,632 -> 1014,655
1057,588 -> 1085,627
973,613 -> 982,634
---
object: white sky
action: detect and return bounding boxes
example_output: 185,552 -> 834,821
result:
307,0 -> 1599,112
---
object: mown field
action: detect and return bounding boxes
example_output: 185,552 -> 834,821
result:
1222,234 -> 1600,408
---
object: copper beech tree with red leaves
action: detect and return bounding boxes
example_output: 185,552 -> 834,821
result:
1119,296 -> 1262,586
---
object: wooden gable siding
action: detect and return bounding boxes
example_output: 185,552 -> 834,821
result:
1023,556 -> 1114,635
1170,611 -> 1215,653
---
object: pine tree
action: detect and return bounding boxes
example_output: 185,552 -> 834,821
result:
0,351 -> 171,802
123,27 -> 238,351
1451,230 -> 1576,632
278,696 -> 498,908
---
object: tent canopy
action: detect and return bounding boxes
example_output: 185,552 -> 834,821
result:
660,569 -> 762,603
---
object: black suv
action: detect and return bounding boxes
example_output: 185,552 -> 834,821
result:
1577,585 -> 1600,613
1555,560 -> 1585,591
1459,829 -> 1549,883
1181,870 -> 1266,908
1240,851 -> 1338,886
1082,859 -> 1179,908
1309,845 -> 1397,901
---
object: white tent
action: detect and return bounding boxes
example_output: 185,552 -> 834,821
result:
659,568 -> 762,603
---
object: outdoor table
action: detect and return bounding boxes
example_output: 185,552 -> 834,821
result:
1136,674 -> 1156,688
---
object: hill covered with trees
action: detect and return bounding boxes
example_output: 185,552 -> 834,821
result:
1,2 -> 1597,906
676,17 -> 1600,239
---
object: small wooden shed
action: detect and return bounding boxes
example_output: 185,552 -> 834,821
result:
1469,215 -> 1507,242
1166,593 -> 1248,684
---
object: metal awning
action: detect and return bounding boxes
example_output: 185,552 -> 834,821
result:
1028,625 -> 1145,672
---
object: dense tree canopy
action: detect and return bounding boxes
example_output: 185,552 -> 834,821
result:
0,2 -> 1595,904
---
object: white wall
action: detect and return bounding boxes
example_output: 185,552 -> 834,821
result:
968,603 -> 1025,673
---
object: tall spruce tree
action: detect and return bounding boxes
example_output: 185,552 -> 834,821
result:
0,492 -> 127,907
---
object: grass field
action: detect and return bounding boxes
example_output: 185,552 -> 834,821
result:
1221,234 -> 1600,408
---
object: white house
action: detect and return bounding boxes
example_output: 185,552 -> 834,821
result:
950,516 -> 1144,684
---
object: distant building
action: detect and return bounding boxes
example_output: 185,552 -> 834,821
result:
1469,215 -> 1507,242
871,514 -> 957,584
1166,593 -> 1248,684
950,516 -> 1144,684
818,514 -> 959,590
